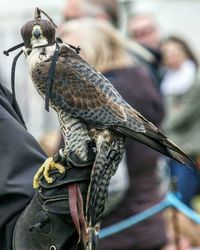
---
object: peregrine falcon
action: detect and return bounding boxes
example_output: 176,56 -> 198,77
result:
4,8 -> 192,250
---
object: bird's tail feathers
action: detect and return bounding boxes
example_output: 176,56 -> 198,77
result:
116,126 -> 194,166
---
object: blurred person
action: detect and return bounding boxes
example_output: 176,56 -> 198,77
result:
62,0 -> 159,81
160,36 -> 200,207
160,36 -> 198,97
62,0 -> 118,27
165,70 -> 200,168
59,18 -> 167,250
128,13 -> 161,50
127,13 -> 164,88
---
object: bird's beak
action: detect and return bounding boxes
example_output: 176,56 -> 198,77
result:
31,25 -> 48,48
33,29 -> 41,39
32,25 -> 42,39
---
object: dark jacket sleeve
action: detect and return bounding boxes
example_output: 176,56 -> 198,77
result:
0,83 -> 46,232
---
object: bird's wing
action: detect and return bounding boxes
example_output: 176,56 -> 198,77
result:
48,45 -> 193,165
48,45 -> 145,132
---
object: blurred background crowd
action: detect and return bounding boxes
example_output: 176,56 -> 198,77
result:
1,0 -> 200,249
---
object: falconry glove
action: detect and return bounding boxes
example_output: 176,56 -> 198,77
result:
13,161 -> 92,250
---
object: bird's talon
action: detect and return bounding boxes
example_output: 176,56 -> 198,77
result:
44,175 -> 53,184
33,157 -> 65,189
33,179 -> 40,190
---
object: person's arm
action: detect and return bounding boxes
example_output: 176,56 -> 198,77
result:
0,83 -> 46,244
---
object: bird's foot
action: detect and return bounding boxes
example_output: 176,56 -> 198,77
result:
33,157 -> 65,189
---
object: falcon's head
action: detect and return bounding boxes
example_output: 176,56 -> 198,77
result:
21,19 -> 56,49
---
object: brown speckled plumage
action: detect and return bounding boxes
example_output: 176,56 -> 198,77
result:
21,16 -> 192,249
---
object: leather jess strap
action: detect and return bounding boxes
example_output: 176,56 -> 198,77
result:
68,183 -> 87,245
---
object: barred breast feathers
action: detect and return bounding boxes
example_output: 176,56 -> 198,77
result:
58,110 -> 91,162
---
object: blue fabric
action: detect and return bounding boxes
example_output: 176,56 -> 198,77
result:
169,159 -> 200,207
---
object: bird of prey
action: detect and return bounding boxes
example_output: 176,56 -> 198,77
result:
6,7 -> 192,250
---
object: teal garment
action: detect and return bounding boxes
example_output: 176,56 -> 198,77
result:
164,72 -> 200,157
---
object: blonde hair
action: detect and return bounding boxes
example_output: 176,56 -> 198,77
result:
58,18 -> 134,72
